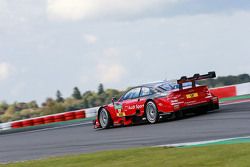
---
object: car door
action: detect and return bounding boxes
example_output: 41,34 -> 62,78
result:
121,87 -> 141,116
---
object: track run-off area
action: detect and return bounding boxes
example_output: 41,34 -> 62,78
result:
1,102 -> 250,163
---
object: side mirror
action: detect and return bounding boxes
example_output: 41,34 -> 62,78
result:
112,97 -> 117,105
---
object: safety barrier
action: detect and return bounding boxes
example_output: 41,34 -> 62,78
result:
54,114 -> 65,122
210,86 -> 236,98
0,122 -> 11,130
11,121 -> 23,129
44,116 -> 54,124
75,110 -> 86,119
210,82 -> 250,99
86,107 -> 98,118
22,120 -> 33,127
1,109 -> 89,130
64,112 -> 75,121
33,118 -> 44,126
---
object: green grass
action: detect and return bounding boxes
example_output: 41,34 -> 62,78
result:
2,143 -> 250,167
220,94 -> 250,102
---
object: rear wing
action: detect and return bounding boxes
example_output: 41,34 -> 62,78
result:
177,71 -> 216,90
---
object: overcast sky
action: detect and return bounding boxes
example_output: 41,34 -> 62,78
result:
0,0 -> 250,103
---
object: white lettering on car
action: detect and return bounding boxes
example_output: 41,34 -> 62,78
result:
136,104 -> 144,109
128,104 -> 144,110
128,105 -> 135,110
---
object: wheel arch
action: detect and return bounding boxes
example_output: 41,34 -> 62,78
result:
97,106 -> 113,128
144,99 -> 157,114
97,106 -> 111,118
144,99 -> 157,108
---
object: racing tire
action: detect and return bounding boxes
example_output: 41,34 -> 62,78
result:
199,109 -> 208,115
213,103 -> 219,110
145,101 -> 159,124
175,110 -> 184,120
98,108 -> 112,129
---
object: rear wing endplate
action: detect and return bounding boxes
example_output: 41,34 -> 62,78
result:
177,71 -> 216,90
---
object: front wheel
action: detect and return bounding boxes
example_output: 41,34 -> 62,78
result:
145,101 -> 159,124
98,108 -> 112,129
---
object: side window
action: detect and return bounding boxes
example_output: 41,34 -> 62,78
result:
140,87 -> 152,97
122,87 -> 141,100
122,90 -> 133,101
159,83 -> 173,91
131,87 -> 141,99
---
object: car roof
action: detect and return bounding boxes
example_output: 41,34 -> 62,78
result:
130,80 -> 194,91
141,81 -> 172,88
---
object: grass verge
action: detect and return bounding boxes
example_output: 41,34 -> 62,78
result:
2,143 -> 250,167
220,94 -> 250,102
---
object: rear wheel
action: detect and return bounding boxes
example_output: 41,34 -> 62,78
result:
213,103 -> 219,110
175,110 -> 184,120
145,101 -> 159,124
199,109 -> 208,115
98,108 -> 112,129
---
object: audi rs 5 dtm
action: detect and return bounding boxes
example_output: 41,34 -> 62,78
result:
94,71 -> 219,129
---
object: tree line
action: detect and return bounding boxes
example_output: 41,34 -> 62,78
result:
0,73 -> 249,123
198,73 -> 250,88
0,84 -> 124,123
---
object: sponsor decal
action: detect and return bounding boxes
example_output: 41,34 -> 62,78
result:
128,104 -> 144,110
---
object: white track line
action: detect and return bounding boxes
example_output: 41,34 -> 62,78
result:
220,99 -> 250,106
156,136 -> 250,147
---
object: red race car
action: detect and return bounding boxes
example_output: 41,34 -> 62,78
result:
94,71 -> 219,129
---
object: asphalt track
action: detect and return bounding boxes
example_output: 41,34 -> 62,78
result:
1,102 -> 250,163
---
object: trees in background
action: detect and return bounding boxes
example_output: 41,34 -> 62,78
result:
65,84 -> 123,111
0,83 -> 123,123
0,101 -> 8,115
72,87 -> 82,100
56,90 -> 64,103
0,101 -> 40,122
98,83 -> 104,95
198,73 -> 250,88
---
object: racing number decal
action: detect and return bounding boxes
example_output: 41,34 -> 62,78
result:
186,93 -> 198,99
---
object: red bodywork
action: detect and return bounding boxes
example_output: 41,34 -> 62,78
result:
94,72 -> 219,129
